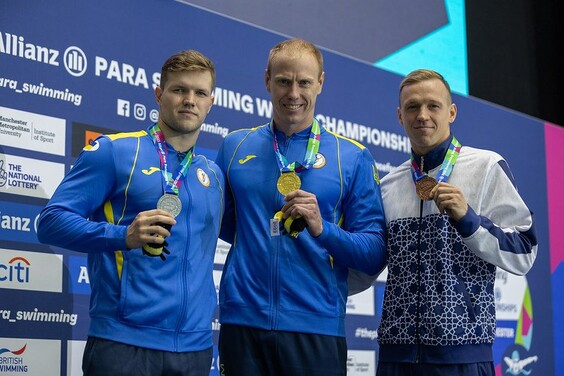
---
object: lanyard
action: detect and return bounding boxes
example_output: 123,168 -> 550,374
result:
271,118 -> 321,173
411,136 -> 461,200
148,123 -> 193,195
411,136 -> 461,183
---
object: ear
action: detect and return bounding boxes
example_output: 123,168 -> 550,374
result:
317,71 -> 325,94
155,86 -> 163,105
397,107 -> 403,125
449,103 -> 458,123
207,96 -> 215,114
264,69 -> 271,93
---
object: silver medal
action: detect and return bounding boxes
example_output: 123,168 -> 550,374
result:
157,194 -> 182,218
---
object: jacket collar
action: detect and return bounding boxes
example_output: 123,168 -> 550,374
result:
411,134 -> 454,172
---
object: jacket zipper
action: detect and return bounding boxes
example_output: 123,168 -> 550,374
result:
415,155 -> 425,363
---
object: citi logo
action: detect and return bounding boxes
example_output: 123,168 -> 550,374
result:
0,257 -> 31,283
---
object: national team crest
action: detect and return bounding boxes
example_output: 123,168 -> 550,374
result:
197,168 -> 210,187
313,153 -> 326,168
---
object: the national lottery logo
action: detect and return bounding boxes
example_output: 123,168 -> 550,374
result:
0,160 -> 7,188
0,155 -> 65,199
0,159 -> 42,190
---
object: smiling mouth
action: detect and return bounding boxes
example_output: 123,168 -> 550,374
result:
284,104 -> 302,110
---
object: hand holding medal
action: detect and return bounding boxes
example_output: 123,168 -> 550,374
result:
270,119 -> 321,238
157,193 -> 182,218
142,195 -> 181,261
411,137 -> 461,202
144,124 -> 192,261
277,171 -> 301,195
274,210 -> 308,238
275,169 -> 306,239
415,175 -> 437,201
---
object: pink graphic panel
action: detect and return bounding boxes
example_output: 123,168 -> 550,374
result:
545,123 -> 564,272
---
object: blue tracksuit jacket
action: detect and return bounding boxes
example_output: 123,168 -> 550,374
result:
216,121 -> 386,337
37,125 -> 224,352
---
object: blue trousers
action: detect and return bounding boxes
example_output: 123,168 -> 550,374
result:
376,361 -> 495,376
219,324 -> 347,376
82,336 -> 212,376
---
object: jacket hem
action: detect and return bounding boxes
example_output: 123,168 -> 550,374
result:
89,317 -> 212,352
378,343 -> 493,364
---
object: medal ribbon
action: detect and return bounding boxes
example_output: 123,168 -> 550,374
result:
410,136 -> 461,183
271,118 -> 321,173
148,123 -> 194,195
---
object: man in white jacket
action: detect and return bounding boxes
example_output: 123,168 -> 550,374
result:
377,69 -> 537,376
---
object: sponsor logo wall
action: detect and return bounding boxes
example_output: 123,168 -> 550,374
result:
1,0 -> 559,375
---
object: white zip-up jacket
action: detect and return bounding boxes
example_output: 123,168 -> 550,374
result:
378,135 -> 537,363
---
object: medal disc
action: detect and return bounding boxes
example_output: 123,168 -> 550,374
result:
157,194 -> 182,217
277,172 -> 301,195
415,176 -> 437,201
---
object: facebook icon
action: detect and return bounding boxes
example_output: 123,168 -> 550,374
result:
117,99 -> 130,117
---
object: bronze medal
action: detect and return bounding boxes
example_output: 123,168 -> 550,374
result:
277,172 -> 301,195
415,175 -> 437,201
157,194 -> 182,217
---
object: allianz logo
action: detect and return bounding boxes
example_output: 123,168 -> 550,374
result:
0,212 -> 37,232
0,31 -> 87,77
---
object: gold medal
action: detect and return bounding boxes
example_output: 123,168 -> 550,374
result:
277,172 -> 301,195
415,175 -> 437,201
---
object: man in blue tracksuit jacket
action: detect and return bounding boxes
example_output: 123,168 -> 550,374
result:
37,50 -> 223,376
216,38 -> 387,376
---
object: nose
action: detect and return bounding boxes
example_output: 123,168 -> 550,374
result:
288,82 -> 300,99
416,108 -> 429,121
183,92 -> 195,106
